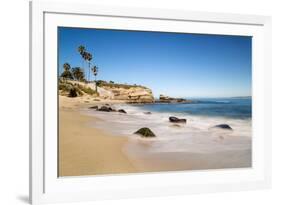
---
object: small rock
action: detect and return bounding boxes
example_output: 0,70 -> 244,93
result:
169,116 -> 186,123
134,127 -> 156,137
214,124 -> 232,130
118,109 -> 127,114
89,106 -> 98,110
98,106 -> 112,112
144,112 -> 152,114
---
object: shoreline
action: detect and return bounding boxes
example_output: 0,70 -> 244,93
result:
59,96 -> 252,176
59,104 -> 137,176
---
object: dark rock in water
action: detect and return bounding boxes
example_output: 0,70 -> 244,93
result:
214,124 -> 232,130
134,127 -> 156,137
89,106 -> 98,109
159,94 -> 171,101
176,98 -> 187,103
144,112 -> 152,114
98,106 -> 112,112
68,88 -> 77,97
118,109 -> 127,114
158,94 -> 193,104
169,116 -> 187,123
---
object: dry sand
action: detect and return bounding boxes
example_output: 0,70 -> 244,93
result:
59,97 -> 136,176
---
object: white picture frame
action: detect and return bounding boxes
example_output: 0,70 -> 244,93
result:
30,1 -> 272,204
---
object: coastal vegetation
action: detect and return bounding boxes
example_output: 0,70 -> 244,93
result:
91,65 -> 99,92
59,45 -> 101,97
96,80 -> 146,89
60,63 -> 73,80
77,45 -> 93,82
59,79 -> 98,97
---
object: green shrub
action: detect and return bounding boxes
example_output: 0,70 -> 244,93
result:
76,84 -> 98,96
96,80 -> 107,86
59,83 -> 71,92
59,81 -> 83,97
95,79 -> 138,89
68,88 -> 77,97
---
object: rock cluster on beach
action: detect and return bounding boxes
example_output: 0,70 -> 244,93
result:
88,104 -> 235,140
89,105 -> 127,114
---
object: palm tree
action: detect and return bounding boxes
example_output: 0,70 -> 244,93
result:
78,45 -> 85,55
77,45 -> 86,80
77,45 -> 94,83
60,63 -> 73,80
84,52 -> 93,83
63,62 -> 71,71
72,67 -> 85,82
91,65 -> 98,92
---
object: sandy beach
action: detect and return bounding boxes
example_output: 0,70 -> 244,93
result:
59,97 -> 136,176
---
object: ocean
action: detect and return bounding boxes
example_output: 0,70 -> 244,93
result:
85,97 -> 252,155
133,97 -> 252,119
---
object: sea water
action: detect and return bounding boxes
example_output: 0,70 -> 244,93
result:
137,97 -> 251,119
84,97 -> 252,154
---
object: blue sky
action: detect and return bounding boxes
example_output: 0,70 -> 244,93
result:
58,27 -> 252,98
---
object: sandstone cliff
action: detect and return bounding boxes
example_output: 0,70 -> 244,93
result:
98,82 -> 154,103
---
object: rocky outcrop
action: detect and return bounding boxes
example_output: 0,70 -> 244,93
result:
91,105 -> 127,114
169,116 -> 187,123
157,94 -> 192,103
213,124 -> 232,130
118,109 -> 127,114
98,106 -> 113,112
100,84 -> 154,103
89,105 -> 98,109
134,127 -> 156,137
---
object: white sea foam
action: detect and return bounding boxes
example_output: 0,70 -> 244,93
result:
82,104 -> 251,154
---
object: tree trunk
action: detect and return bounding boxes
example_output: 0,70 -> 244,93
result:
95,75 -> 97,92
88,62 -> 91,83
